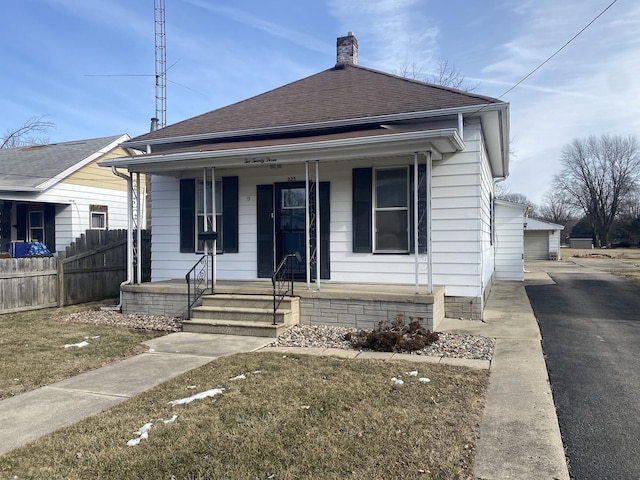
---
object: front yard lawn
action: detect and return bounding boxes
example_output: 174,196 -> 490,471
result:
0,303 -> 163,400
0,352 -> 488,479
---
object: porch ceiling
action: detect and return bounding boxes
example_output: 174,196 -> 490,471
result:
99,128 -> 463,174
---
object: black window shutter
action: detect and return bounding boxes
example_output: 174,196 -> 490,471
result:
352,167 -> 372,253
319,182 -> 331,279
179,179 -> 195,253
44,204 -> 56,253
222,176 -> 238,253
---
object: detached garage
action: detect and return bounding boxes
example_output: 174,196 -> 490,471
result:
524,218 -> 564,260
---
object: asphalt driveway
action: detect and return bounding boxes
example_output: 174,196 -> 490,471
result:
525,260 -> 640,480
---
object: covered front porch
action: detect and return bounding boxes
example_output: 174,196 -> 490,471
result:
121,279 -> 445,333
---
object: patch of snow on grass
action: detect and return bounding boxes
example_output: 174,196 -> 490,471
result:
168,388 -> 225,406
64,341 -> 89,349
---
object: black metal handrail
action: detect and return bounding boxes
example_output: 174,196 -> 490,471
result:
185,255 -> 209,319
272,252 -> 301,325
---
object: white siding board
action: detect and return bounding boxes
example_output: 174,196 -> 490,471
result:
495,202 -> 524,281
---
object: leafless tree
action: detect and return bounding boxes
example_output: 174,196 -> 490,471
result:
396,59 -> 479,92
1,116 -> 54,149
538,189 -> 576,226
553,134 -> 640,247
496,184 -> 538,217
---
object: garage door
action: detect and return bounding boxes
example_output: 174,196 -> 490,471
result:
524,231 -> 549,260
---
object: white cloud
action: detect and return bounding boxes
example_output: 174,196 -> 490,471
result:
327,0 -> 440,72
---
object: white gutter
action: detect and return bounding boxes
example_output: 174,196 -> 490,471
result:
122,103 -> 507,149
111,166 -> 133,310
102,129 -> 460,169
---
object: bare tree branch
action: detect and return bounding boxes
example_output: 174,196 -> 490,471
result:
1,116 -> 55,149
395,59 -> 479,92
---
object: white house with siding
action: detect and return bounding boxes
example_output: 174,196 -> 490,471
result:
101,34 -> 519,325
0,135 -> 139,254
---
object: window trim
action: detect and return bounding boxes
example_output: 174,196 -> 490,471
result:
195,178 -> 223,254
90,211 -> 107,230
372,166 -> 410,253
89,205 -> 108,230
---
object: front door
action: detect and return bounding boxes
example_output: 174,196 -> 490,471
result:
256,181 -> 330,279
275,182 -> 307,278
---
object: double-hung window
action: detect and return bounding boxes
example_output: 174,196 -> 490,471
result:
373,167 -> 409,252
29,211 -> 45,243
196,178 -> 222,253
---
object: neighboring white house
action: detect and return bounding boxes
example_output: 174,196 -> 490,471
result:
495,200 -> 527,281
101,33 -> 518,321
0,134 -> 142,254
524,218 -> 564,260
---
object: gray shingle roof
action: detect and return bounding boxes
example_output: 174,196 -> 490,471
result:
130,63 -> 502,144
0,135 -> 124,191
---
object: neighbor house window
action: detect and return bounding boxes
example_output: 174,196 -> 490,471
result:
90,205 -> 108,230
373,167 -> 409,252
196,178 -> 222,253
29,210 -> 44,242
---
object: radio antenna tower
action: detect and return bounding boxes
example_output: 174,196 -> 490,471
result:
154,0 -> 167,129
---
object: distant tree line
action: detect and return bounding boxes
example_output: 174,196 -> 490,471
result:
499,134 -> 640,248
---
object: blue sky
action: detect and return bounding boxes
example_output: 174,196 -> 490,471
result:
2,0 -> 638,204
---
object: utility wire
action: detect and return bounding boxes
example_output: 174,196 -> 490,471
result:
497,0 -> 618,99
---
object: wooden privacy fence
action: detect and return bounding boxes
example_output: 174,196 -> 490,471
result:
0,257 -> 58,313
0,229 -> 150,314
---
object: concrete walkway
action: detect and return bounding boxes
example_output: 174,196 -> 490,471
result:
439,274 -> 569,480
0,275 -> 569,480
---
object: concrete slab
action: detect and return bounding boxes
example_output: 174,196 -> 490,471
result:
355,351 -> 395,360
321,348 -> 360,359
144,332 -> 271,357
54,352 -> 213,397
0,387 -> 123,455
439,357 -> 490,370
392,353 -> 442,364
474,338 -> 568,480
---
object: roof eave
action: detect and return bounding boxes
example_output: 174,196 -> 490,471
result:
123,104 -> 506,150
102,129 -> 464,173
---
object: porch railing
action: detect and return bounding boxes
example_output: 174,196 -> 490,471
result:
185,255 -> 210,319
272,253 -> 301,325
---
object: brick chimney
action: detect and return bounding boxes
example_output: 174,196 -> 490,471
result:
336,32 -> 358,65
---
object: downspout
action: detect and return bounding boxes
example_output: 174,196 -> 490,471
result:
111,166 -> 134,310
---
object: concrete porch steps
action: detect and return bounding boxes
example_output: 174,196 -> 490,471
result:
183,294 -> 299,337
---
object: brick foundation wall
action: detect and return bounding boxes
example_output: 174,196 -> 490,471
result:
122,290 -> 191,318
444,295 -> 484,320
299,297 -> 438,331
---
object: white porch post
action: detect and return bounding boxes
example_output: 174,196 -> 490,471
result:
211,167 -> 217,289
426,151 -> 433,294
202,168 -> 209,288
414,153 -> 419,294
315,159 -> 321,290
414,151 -> 433,295
305,161 -> 311,289
136,172 -> 142,284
